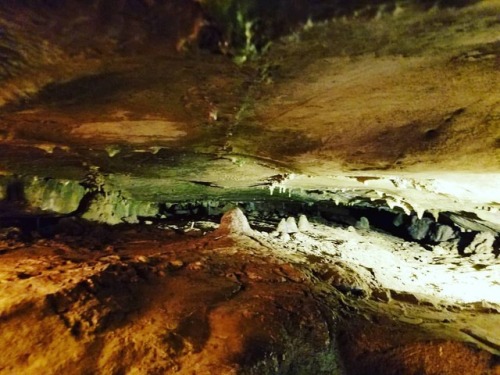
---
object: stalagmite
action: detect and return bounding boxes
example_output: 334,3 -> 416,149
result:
276,218 -> 287,233
286,217 -> 299,233
298,214 -> 310,232
217,207 -> 253,235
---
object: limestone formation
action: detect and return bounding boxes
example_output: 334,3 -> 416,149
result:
286,216 -> 299,233
429,224 -> 456,243
408,216 -> 433,241
276,218 -> 288,233
465,232 -> 496,255
217,207 -> 253,235
298,214 -> 310,232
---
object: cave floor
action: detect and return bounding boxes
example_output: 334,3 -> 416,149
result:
0,211 -> 498,374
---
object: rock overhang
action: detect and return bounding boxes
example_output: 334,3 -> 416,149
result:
0,0 -> 498,262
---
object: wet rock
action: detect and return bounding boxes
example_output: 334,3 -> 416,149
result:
187,261 -> 204,271
184,228 -> 203,237
274,264 -> 306,283
469,301 -> 500,313
87,225 -> 112,249
24,177 -> 85,214
433,245 -> 449,255
82,190 -> 159,225
335,284 -> 366,298
104,245 -> 114,253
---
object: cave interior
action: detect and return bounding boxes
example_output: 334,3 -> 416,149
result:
0,0 -> 499,374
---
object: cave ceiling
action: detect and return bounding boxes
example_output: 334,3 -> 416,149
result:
0,0 -> 498,225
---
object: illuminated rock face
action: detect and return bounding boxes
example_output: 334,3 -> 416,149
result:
0,1 -> 499,374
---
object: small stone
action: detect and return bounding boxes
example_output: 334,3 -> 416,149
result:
169,259 -> 184,269
246,270 -> 262,281
187,261 -> 204,271
99,255 -> 120,262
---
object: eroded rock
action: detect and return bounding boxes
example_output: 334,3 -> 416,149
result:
464,232 -> 496,255
408,216 -> 433,241
217,207 -> 253,235
429,224 -> 456,243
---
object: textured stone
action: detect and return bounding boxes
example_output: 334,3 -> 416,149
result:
217,207 -> 253,235
465,232 -> 496,255
408,216 -> 433,241
429,224 -> 456,243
